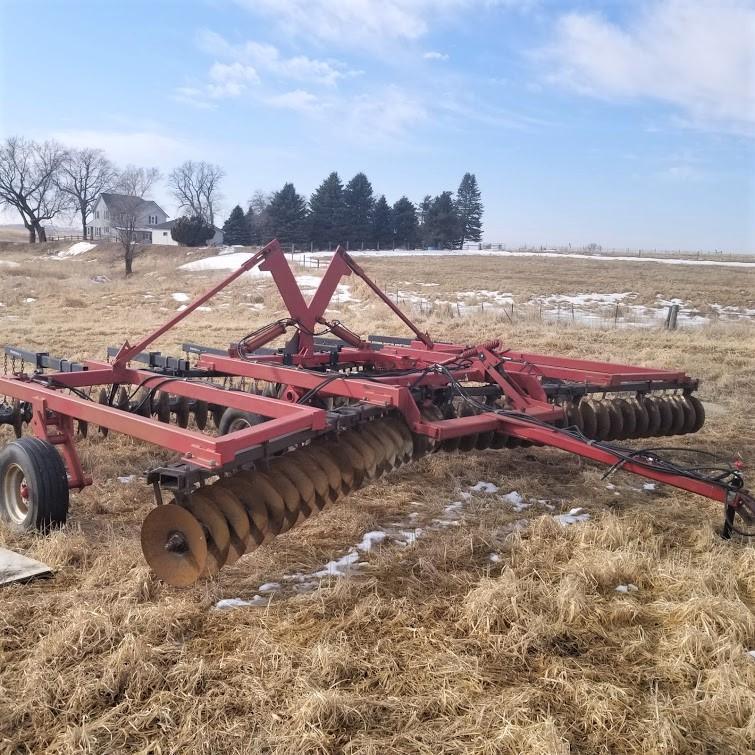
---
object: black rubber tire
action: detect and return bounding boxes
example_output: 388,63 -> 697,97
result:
0,437 -> 69,532
218,408 -> 265,436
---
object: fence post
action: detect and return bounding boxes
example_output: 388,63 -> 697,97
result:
614,304 -> 619,327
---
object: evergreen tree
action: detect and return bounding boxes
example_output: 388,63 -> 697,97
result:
455,173 -> 483,245
343,172 -> 375,245
392,196 -> 419,248
424,191 -> 461,249
309,171 -> 346,248
372,195 -> 393,248
418,194 -> 433,246
222,205 -> 252,245
268,183 -> 307,244
171,215 -> 216,247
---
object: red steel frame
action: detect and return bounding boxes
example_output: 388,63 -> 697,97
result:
1,239 -> 752,524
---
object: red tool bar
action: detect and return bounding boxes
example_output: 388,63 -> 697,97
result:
113,242 -> 275,367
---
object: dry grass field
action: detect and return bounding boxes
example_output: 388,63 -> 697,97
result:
0,241 -> 754,754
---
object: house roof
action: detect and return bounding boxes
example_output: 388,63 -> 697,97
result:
100,193 -> 167,217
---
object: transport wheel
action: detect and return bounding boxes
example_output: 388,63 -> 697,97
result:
218,408 -> 265,436
0,437 -> 69,532
140,504 -> 207,587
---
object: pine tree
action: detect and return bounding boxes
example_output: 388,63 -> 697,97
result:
343,172 -> 375,246
418,194 -> 433,246
455,173 -> 483,246
268,183 -> 307,244
392,196 -> 419,248
171,215 -> 216,247
222,205 -> 252,245
424,191 -> 460,249
309,172 -> 346,248
372,195 -> 393,249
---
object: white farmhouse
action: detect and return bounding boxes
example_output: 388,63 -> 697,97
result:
86,193 -> 168,242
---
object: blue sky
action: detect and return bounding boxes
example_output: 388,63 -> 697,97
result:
1,0 -> 753,251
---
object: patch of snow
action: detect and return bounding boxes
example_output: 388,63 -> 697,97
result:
500,491 -> 529,512
90,275 -> 109,284
180,252 -> 272,278
258,582 -> 280,593
553,507 -> 591,526
327,248 -> 755,269
23,298 -> 36,304
176,305 -> 187,312
57,241 -> 96,258
0,260 -> 20,268
470,481 -> 499,494
489,553 -> 502,563
197,306 -> 212,312
357,530 -> 387,552
312,550 -> 361,578
748,650 -> 755,660
615,584 -> 639,594
117,475 -> 137,484
172,292 -> 190,302
643,483 -> 656,491
214,596 -> 268,610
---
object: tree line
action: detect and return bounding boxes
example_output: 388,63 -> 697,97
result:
222,172 -> 483,250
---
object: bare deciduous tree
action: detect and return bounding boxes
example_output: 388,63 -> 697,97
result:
57,148 -> 118,239
0,137 -> 69,242
168,160 -> 224,226
112,165 -> 162,275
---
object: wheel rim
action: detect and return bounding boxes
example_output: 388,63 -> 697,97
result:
3,462 -> 30,523
228,417 -> 253,433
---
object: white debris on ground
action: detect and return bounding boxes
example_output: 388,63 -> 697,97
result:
615,584 -> 639,593
258,582 -> 281,593
470,481 -> 499,493
553,507 -> 591,525
56,241 -> 96,258
489,553 -> 502,563
643,483 -> 657,491
117,475 -> 137,484
748,650 -> 755,660
23,298 -> 36,304
172,292 -> 190,302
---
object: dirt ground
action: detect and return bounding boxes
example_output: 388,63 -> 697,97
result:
0,242 -> 753,754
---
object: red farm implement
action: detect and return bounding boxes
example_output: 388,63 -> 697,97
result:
1,240 -> 752,585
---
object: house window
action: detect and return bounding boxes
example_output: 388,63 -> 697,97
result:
95,210 -> 99,219
104,210 -> 109,220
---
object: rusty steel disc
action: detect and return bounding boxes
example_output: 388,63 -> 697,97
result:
564,403 -> 583,433
193,400 -> 209,431
366,423 -> 399,470
97,389 -> 110,437
378,422 -> 408,466
270,455 -> 318,515
642,396 -> 661,437
175,396 -> 190,428
687,395 -> 705,433
591,400 -> 610,441
236,471 -> 288,535
155,391 -> 171,423
578,401 -> 597,439
344,431 -> 378,479
319,441 -> 356,492
359,426 -> 389,476
655,397 -> 674,436
629,398 -> 649,438
331,436 -> 366,489
385,417 -> 415,462
184,493 -> 231,577
614,398 -> 636,440
207,486 -> 252,565
287,452 -> 330,510
667,396 -> 686,435
141,504 -> 207,587
305,446 -> 345,498
677,396 -> 696,435
265,469 -> 304,527
220,476 -> 269,545
603,400 -> 624,441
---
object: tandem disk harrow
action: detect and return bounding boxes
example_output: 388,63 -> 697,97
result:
1,240 -> 752,586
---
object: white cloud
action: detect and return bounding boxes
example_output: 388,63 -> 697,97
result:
207,61 -> 259,98
346,86 -> 427,142
197,30 -> 357,86
265,89 -> 324,113
233,0 -> 533,46
543,0 -> 755,135
423,51 -> 449,61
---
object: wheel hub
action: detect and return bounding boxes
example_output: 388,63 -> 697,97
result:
2,463 -> 29,523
